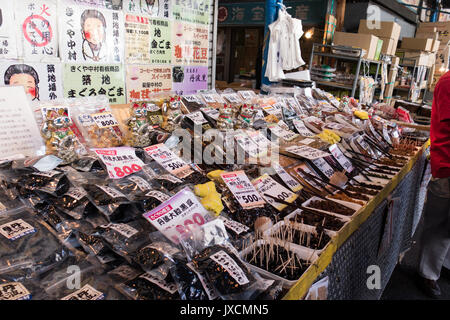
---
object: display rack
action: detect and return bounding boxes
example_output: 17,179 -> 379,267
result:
394,57 -> 431,103
309,43 -> 382,98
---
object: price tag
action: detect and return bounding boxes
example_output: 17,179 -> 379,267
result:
247,131 -> 273,157
329,144 -> 354,173
311,158 -> 335,178
144,144 -> 193,179
263,104 -> 283,118
222,93 -> 241,104
186,111 -> 208,125
277,120 -> 290,131
209,250 -> 250,285
285,145 -> 331,160
0,219 -> 35,240
272,163 -> 303,192
96,185 -> 127,199
102,223 -> 138,239
61,284 -> 104,300
356,136 -> 376,158
221,171 -> 265,209
143,187 -> 212,244
128,176 -> 151,192
324,122 -> 345,130
367,121 -> 383,141
252,174 -> 298,211
202,94 -> 217,103
254,109 -> 265,120
238,90 -> 256,100
91,112 -> 119,128
235,132 -> 260,158
93,147 -> 144,179
200,107 -> 220,120
295,165 -> 323,189
184,95 -> 202,104
219,216 -> 250,235
64,187 -> 87,201
300,138 -> 316,145
293,119 -> 315,137
145,190 -> 171,202
268,124 -> 298,141
0,283 -> 31,300
382,125 -> 392,145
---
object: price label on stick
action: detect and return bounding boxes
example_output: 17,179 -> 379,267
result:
329,144 -> 354,173
252,174 -> 298,211
221,171 -> 265,209
285,145 -> 331,160
272,163 -> 303,192
143,187 -> 212,244
91,112 -> 119,128
93,147 -> 144,179
293,119 -> 315,137
144,144 -> 193,178
311,157 -> 335,178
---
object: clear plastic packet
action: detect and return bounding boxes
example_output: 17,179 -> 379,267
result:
97,218 -> 156,263
69,155 -> 105,173
131,232 -> 182,274
170,257 -> 220,300
161,96 -> 184,132
17,170 -> 70,197
55,186 -> 93,220
180,94 -> 207,113
109,172 -> 155,201
143,165 -> 185,192
40,258 -> 127,300
0,208 -> 69,277
0,269 -> 46,300
71,96 -> 125,148
38,102 -> 87,164
117,272 -> 180,300
81,183 -> 138,223
125,101 -> 156,148
32,200 -> 73,239
133,188 -> 172,213
179,219 -> 261,300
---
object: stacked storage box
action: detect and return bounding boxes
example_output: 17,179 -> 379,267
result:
358,20 -> 401,56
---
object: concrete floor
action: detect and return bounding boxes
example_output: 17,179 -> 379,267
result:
381,214 -> 450,300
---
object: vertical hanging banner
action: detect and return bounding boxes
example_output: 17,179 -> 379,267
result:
126,64 -> 172,102
123,0 -> 171,19
172,22 -> 209,66
125,14 -> 151,64
15,0 -> 58,61
0,2 -> 18,59
63,64 -> 126,104
0,61 -> 62,102
58,0 -> 124,63
172,66 -> 208,95
172,0 -> 211,25
149,18 -> 172,64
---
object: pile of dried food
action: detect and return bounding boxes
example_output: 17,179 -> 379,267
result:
0,88 -> 426,300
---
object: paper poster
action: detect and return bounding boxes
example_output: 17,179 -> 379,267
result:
58,0 -> 124,63
14,0 -> 58,61
124,0 -> 171,19
125,14 -> 151,64
172,66 -> 208,95
66,0 -> 123,10
126,64 -> 172,102
0,86 -> 46,160
63,63 -> 126,104
149,18 -> 171,64
172,22 -> 209,66
0,2 -> 18,59
172,0 -> 211,25
0,61 -> 62,102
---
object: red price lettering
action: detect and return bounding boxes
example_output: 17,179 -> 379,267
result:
112,164 -> 143,178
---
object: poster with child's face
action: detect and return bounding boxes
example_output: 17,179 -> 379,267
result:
0,61 -> 62,102
58,0 -> 124,63
14,0 -> 58,61
0,2 -> 18,59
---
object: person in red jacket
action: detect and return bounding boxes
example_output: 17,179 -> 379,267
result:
417,71 -> 450,298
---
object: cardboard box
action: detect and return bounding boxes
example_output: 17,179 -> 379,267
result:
432,40 -> 441,52
358,20 -> 401,40
379,36 -> 398,56
401,38 -> 434,51
403,51 -> 434,66
375,39 -> 383,60
334,32 -> 380,60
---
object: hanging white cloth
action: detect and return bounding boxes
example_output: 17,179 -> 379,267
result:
265,6 -> 305,82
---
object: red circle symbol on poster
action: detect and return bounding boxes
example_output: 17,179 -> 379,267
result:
218,7 -> 228,22
22,15 -> 53,47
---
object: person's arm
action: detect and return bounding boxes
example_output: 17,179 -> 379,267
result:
437,79 -> 450,122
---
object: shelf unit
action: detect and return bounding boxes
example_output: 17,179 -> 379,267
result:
309,43 -> 382,98
393,56 -> 431,103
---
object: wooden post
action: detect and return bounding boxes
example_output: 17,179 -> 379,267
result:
336,0 -> 346,32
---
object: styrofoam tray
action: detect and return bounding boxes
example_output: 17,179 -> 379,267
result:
264,220 -> 335,256
301,196 -> 357,221
239,239 -> 318,289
